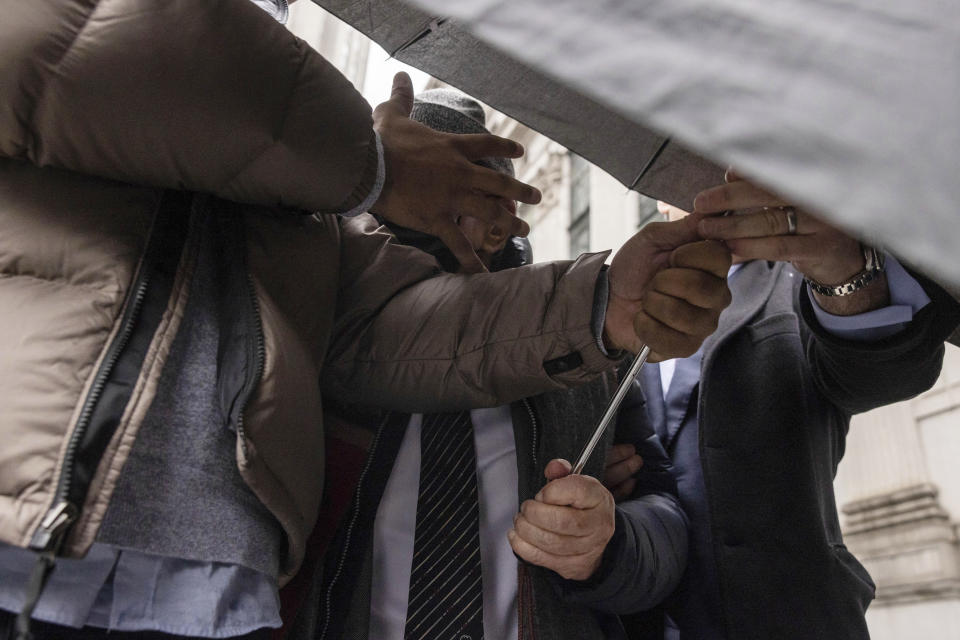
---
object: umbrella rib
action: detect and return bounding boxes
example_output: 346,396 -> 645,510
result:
628,136 -> 671,192
390,16 -> 448,58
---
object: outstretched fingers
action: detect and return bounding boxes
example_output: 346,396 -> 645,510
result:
468,164 -> 542,206
693,179 -> 788,214
454,192 -> 530,238
452,132 -> 525,160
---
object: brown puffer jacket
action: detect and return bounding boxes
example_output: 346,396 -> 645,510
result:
0,0 -> 617,584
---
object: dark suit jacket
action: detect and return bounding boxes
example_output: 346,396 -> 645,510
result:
621,260 -> 959,640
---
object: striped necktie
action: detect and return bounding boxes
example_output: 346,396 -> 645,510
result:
404,411 -> 484,640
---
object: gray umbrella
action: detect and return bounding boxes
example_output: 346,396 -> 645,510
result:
311,1 -> 725,214
312,0 -> 960,290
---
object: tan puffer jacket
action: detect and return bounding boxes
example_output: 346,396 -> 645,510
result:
0,0 -> 618,584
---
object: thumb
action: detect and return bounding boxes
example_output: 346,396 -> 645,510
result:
543,458 -> 573,482
374,72 -> 414,119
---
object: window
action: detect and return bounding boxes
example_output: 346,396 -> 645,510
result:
637,195 -> 660,229
569,154 -> 591,257
569,211 -> 590,257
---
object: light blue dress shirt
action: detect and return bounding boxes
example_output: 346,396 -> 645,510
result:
0,543 -> 281,637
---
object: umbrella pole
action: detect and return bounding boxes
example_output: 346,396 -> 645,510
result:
571,345 -> 651,474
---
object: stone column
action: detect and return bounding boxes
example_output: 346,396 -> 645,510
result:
835,346 -> 960,638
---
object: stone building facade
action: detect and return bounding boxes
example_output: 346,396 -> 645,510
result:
838,348 -> 960,639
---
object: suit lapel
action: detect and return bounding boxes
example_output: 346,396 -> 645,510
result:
701,261 -> 782,378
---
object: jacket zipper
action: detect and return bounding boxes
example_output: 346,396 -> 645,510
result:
518,398 -> 541,640
235,270 -> 266,461
318,414 -> 389,640
17,207 -> 167,639
521,398 -> 539,473
29,235 -> 155,552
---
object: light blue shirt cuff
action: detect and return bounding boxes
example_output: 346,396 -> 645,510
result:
338,130 -> 386,218
808,254 -> 931,342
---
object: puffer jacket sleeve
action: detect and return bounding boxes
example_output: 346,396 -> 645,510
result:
550,382 -> 688,614
0,0 -> 378,214
322,214 -> 622,411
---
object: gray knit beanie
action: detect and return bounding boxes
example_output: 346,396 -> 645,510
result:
410,89 -> 515,177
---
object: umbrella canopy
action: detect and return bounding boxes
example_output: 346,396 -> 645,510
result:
313,0 -> 960,288
312,2 -> 726,214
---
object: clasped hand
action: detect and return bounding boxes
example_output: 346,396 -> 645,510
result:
508,459 -> 615,581
692,169 -> 864,286
603,212 -> 733,361
691,169 -> 890,315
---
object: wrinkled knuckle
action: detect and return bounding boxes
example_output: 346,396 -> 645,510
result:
527,546 -> 546,565
541,485 -> 561,504
539,529 -> 560,549
546,508 -> 566,532
763,210 -> 782,235
514,515 -> 530,536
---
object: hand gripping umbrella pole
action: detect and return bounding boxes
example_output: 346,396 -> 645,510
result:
571,345 -> 651,474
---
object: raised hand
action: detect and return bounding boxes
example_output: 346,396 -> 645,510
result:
508,459 -> 616,581
694,170 -> 889,315
369,72 -> 541,273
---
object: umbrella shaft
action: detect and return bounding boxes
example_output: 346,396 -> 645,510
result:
572,345 -> 651,474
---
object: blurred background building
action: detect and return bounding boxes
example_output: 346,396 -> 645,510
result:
288,5 -> 960,638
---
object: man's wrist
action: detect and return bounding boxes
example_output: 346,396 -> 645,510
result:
811,271 -> 891,316
806,243 -> 889,314
339,130 -> 386,218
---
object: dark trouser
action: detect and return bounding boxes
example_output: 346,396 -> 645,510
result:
0,611 -> 271,640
